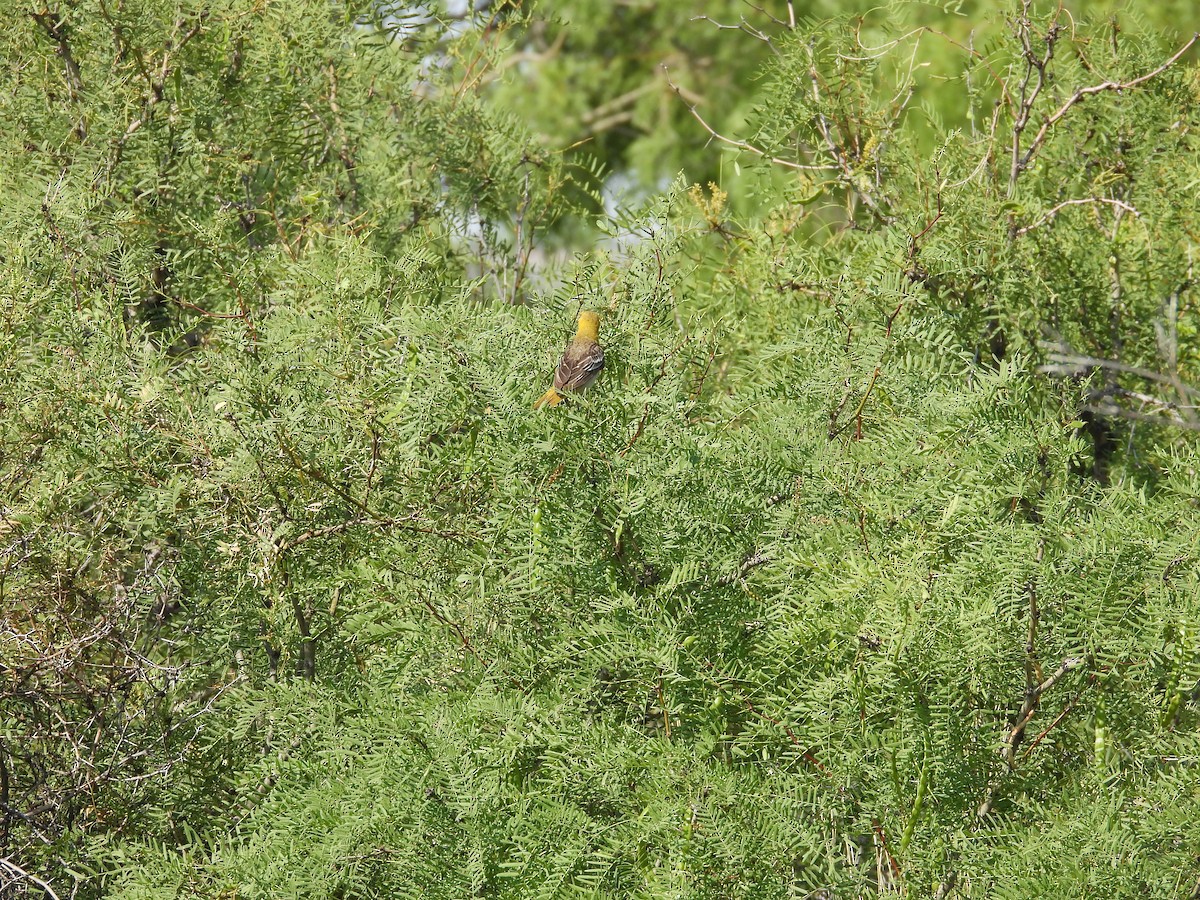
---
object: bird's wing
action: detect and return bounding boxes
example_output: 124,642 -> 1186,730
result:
555,342 -> 605,391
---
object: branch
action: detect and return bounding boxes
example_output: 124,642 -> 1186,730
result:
717,551 -> 771,586
0,856 -> 63,900
806,45 -> 893,223
1008,4 -> 1061,194
978,654 -> 1085,818
739,697 -> 828,774
1014,197 -> 1141,236
1006,538 -> 1048,770
662,67 -> 837,173
1019,682 -> 1088,760
1156,277 -> 1196,425
829,365 -> 881,440
418,592 -> 485,666
1018,32 -> 1199,179
31,10 -> 84,102
276,515 -> 459,554
1085,400 -> 1200,432
1033,656 -> 1084,699
621,336 -> 689,458
692,14 -> 777,50
934,872 -> 958,900
1037,345 -> 1200,401
103,14 -> 208,179
739,0 -> 790,29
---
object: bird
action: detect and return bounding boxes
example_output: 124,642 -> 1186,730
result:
534,310 -> 605,408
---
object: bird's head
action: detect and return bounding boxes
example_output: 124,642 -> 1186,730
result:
575,310 -> 601,342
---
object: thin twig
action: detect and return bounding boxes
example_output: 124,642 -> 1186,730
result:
1157,277 -> 1196,424
1006,538 -> 1047,770
276,515 -> 464,554
739,0 -> 787,29
828,366 -> 880,440
1020,681 -> 1089,760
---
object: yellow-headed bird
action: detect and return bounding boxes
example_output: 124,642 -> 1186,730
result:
535,310 -> 605,408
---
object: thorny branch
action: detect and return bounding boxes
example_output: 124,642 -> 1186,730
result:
1010,537 -> 1049,769
691,13 -> 778,52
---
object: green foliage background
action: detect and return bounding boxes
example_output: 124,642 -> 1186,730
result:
3,0 -> 1200,897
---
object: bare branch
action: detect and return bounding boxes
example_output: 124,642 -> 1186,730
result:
1037,348 -> 1200,401
1014,197 -> 1141,236
1018,32 -> 1199,181
30,10 -> 84,102
0,856 -> 63,900
980,653 -> 1085,819
662,67 -> 837,173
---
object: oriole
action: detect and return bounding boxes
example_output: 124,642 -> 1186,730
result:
535,310 -> 605,408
